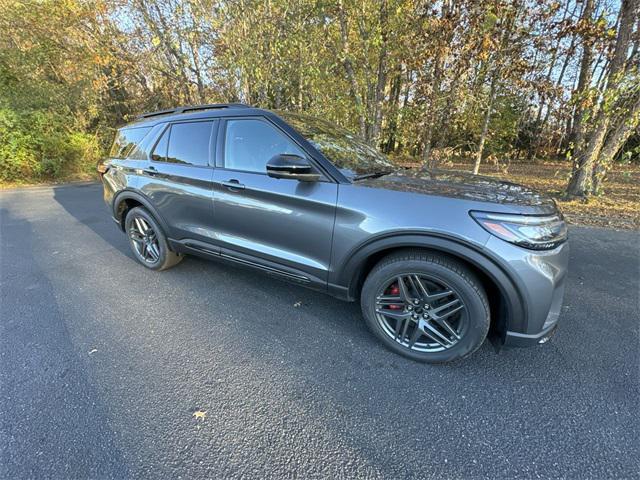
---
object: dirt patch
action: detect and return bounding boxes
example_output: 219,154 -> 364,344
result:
0,173 -> 97,190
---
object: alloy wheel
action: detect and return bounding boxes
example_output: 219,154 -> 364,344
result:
374,274 -> 468,352
128,216 -> 161,264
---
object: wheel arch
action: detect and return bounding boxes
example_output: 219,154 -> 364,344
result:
112,190 -> 171,235
333,234 -> 527,344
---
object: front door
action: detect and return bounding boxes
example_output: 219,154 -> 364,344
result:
138,119 -> 217,244
212,117 -> 337,285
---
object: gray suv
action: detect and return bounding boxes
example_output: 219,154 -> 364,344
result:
100,104 -> 568,363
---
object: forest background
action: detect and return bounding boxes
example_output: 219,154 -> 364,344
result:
0,0 -> 638,227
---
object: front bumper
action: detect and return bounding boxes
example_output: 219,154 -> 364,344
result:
505,324 -> 559,347
504,264 -> 566,347
485,236 -> 569,347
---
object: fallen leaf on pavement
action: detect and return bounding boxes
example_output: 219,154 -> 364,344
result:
193,410 -> 207,421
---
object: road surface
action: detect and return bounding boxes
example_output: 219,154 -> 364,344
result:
1,183 -> 638,478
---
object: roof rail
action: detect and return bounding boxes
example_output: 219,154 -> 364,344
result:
137,103 -> 251,120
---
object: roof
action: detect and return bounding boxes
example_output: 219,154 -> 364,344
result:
124,103 -> 269,128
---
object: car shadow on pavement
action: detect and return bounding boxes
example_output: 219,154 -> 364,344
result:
52,182 -> 134,257
0,208 -> 130,478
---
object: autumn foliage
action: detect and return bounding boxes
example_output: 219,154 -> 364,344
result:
0,0 -> 637,195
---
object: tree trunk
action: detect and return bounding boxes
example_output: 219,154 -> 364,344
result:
370,0 -> 388,145
422,50 -> 445,168
421,1 -> 453,169
592,93 -> 640,193
473,75 -> 497,175
566,119 -> 611,194
566,0 -> 636,196
567,0 -> 594,153
528,0 -> 578,160
383,67 -> 402,153
338,0 -> 367,139
298,41 -> 304,110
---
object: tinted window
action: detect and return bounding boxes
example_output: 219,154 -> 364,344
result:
151,127 -> 169,162
110,127 -> 152,159
153,121 -> 212,166
276,111 -> 395,178
224,119 -> 305,173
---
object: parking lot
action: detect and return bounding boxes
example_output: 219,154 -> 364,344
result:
1,183 -> 638,478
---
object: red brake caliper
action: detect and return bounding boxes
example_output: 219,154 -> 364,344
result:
387,284 -> 402,310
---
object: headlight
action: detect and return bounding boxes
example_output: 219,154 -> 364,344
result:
470,211 -> 567,250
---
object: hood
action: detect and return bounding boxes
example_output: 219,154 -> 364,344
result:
357,168 -> 557,212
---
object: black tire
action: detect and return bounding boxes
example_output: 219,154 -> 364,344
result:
124,207 -> 183,271
360,250 -> 490,363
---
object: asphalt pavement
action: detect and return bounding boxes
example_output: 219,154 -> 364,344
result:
1,183 -> 638,479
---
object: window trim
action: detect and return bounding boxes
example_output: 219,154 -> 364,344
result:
216,116 -> 330,181
148,119 -> 217,168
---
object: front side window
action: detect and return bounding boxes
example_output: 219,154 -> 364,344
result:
151,121 -> 213,166
224,119 -> 305,173
110,127 -> 152,159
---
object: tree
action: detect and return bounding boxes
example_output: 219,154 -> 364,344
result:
0,0 -> 636,189
566,0 -> 639,196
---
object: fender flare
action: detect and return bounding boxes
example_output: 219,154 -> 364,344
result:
112,189 -> 171,235
333,233 -> 528,336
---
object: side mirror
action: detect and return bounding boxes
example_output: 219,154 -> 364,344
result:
266,154 -> 321,182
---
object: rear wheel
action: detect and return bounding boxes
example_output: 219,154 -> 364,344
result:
361,250 -> 489,363
125,207 -> 182,271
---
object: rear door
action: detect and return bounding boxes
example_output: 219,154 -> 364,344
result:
211,117 -> 338,285
138,119 -> 217,243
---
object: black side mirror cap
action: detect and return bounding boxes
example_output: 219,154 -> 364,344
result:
266,154 -> 321,182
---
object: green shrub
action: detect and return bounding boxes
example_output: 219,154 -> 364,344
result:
0,108 -> 102,183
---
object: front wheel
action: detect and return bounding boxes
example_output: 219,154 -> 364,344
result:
360,250 -> 490,363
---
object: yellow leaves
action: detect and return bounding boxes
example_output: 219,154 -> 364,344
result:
478,35 -> 493,61
548,2 -> 562,15
192,410 -> 207,421
92,53 -> 114,68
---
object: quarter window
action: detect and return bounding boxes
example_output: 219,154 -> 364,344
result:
151,121 -> 213,166
110,127 -> 152,159
151,127 -> 169,162
224,119 -> 305,173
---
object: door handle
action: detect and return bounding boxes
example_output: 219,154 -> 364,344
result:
143,166 -> 158,176
221,179 -> 245,191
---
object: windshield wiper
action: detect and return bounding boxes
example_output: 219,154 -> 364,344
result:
353,170 -> 393,181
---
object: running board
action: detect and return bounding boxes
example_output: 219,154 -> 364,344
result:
171,239 -> 311,285
218,251 -> 310,284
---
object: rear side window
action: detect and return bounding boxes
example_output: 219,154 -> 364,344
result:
151,121 -> 213,166
109,127 -> 152,159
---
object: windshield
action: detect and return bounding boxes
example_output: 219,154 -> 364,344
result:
275,111 -> 395,178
